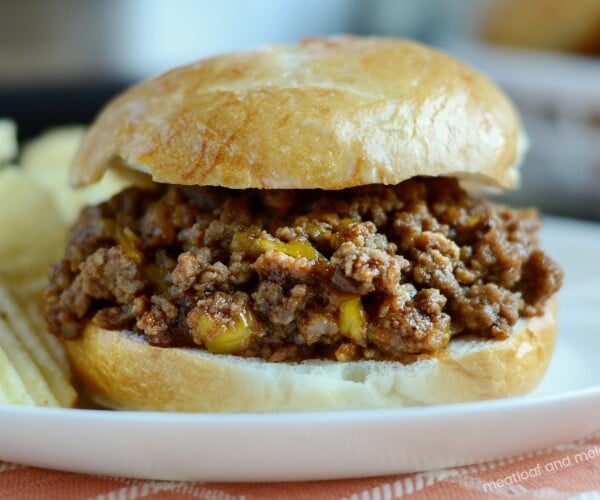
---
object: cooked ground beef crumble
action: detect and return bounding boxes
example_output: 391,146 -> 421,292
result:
44,177 -> 563,362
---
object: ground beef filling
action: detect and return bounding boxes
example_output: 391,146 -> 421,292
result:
44,178 -> 563,362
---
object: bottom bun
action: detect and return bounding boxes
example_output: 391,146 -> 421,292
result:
64,298 -> 557,412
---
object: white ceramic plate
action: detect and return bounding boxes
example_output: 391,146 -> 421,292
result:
0,216 -> 598,482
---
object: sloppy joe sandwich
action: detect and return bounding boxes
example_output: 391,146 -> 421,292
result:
44,37 -> 563,412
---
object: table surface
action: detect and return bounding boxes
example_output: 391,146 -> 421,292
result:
1,432 -> 598,499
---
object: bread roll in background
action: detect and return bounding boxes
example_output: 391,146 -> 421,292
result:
483,0 -> 600,55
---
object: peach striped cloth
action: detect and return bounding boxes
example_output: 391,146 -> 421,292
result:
0,433 -> 598,499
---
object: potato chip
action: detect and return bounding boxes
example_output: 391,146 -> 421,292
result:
0,119 -> 17,165
20,126 -> 143,223
23,296 -> 70,376
0,311 -> 58,406
0,168 -> 67,282
0,285 -> 76,407
0,344 -> 35,405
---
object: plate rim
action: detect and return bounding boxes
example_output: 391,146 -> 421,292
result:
0,384 -> 598,424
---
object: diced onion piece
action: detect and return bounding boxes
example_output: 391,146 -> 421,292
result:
338,296 -> 366,345
232,231 -> 319,260
190,309 -> 256,355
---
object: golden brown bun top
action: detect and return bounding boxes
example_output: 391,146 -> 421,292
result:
71,36 -> 525,191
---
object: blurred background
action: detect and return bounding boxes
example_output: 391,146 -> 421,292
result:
1,0 -> 599,218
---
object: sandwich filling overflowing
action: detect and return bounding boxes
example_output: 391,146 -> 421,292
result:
44,177 -> 562,362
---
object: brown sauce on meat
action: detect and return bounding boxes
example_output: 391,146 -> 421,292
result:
44,177 -> 563,362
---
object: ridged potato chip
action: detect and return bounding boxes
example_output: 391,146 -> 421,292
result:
23,297 -> 70,376
0,311 -> 58,406
0,285 -> 76,407
0,343 -> 35,405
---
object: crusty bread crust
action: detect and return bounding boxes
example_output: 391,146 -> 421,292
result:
63,298 -> 557,412
71,36 -> 524,191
